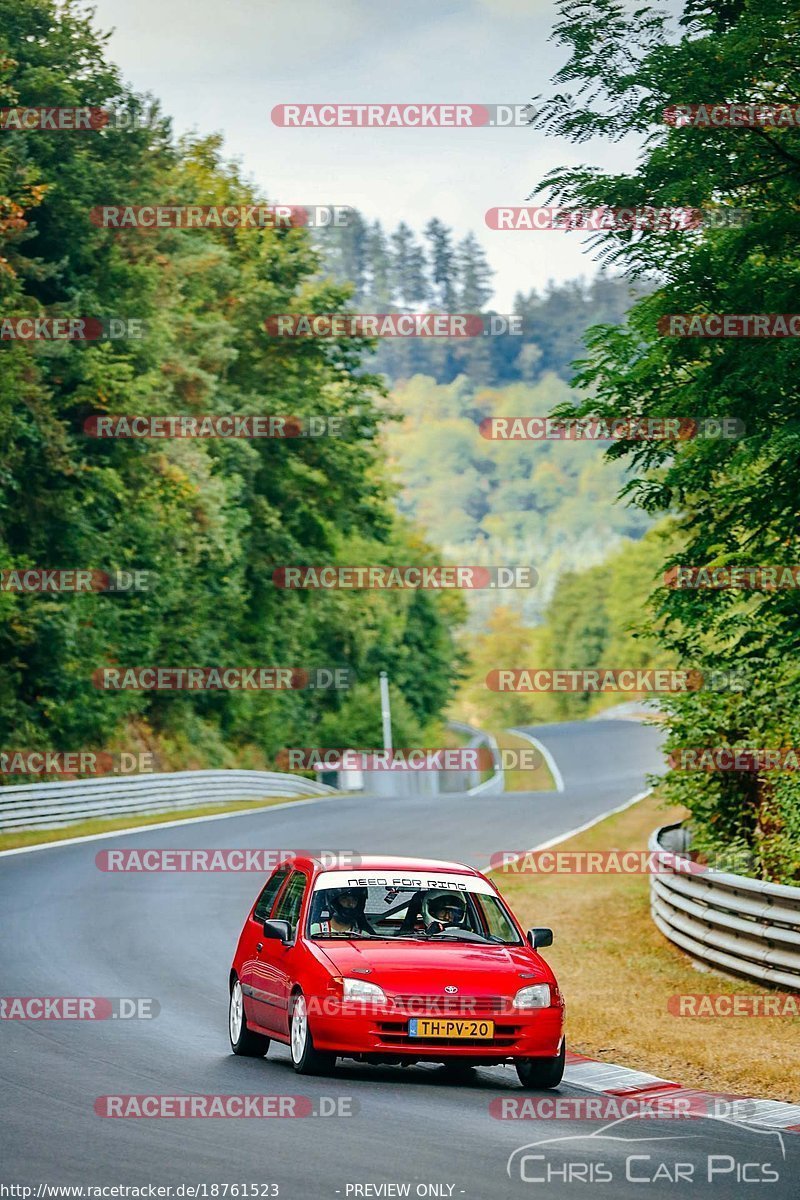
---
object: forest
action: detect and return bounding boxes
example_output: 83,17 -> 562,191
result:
3,0 -> 799,886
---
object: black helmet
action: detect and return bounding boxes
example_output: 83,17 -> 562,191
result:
422,890 -> 467,927
328,887 -> 367,924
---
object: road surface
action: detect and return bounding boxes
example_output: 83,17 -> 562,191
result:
2,719 -> 795,1197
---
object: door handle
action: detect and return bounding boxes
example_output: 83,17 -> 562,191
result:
257,942 -> 263,952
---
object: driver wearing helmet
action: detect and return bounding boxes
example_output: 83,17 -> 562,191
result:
310,887 -> 369,936
421,889 -> 468,935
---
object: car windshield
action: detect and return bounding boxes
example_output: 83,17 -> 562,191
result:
306,884 -> 522,944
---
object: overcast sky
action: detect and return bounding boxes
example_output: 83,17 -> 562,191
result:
90,0 -> 645,308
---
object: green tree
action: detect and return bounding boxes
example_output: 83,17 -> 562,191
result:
390,221 -> 429,307
385,374 -> 651,629
0,0 -> 464,775
364,219 -> 393,308
424,217 -> 458,310
319,208 -> 370,304
535,0 -> 800,881
456,232 -> 494,311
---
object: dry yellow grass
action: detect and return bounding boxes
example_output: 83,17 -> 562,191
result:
491,791 -> 800,1103
494,729 -> 555,792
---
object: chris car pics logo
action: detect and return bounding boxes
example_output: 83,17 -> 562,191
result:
506,1118 -> 785,1185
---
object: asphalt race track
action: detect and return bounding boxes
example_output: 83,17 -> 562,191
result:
1,719 -> 797,1198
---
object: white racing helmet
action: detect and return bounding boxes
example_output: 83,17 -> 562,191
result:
422,889 -> 467,927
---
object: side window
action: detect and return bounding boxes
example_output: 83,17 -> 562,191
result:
475,895 -> 521,943
253,866 -> 291,923
273,871 -> 307,937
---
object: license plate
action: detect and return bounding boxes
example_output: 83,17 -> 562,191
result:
408,1018 -> 494,1039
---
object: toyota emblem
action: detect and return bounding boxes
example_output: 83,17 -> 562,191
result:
444,985 -> 458,994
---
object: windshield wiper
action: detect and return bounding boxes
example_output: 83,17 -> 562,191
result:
419,931 -> 495,944
314,930 -> 380,939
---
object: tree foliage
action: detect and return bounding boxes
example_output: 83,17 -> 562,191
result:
453,525 -> 676,728
535,0 -> 800,881
0,0 -> 463,773
385,374 -> 651,627
318,210 -> 643,385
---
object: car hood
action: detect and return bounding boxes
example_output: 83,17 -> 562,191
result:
315,939 -> 552,993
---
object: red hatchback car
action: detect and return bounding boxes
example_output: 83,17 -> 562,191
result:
228,855 -> 565,1088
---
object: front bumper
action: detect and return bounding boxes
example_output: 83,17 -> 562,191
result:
311,998 -> 564,1060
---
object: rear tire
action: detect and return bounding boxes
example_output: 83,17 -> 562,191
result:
229,977 -> 270,1057
290,991 -> 336,1076
515,1039 -> 565,1090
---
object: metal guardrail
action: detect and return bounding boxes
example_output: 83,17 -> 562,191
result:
649,822 -> 800,990
446,721 -> 504,795
0,770 -> 337,832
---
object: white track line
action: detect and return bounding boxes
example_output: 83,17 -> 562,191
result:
520,788 -> 653,856
482,788 -> 653,875
509,727 -> 565,792
0,792 -> 341,858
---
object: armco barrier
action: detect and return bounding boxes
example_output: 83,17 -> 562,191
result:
0,770 -> 337,832
446,720 -> 504,795
649,822 -> 800,990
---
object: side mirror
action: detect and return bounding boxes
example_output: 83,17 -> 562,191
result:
527,927 -> 553,950
263,918 -> 292,943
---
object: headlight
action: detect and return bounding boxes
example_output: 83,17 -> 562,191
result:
341,978 -> 387,1002
513,983 -> 551,1009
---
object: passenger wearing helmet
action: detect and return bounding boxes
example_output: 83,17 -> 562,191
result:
422,889 -> 468,935
310,887 -> 369,936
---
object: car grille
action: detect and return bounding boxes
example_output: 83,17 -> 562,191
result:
390,994 -> 509,1015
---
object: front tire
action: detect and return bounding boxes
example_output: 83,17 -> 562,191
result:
515,1038 -> 565,1090
289,991 -> 336,1076
229,977 -> 270,1057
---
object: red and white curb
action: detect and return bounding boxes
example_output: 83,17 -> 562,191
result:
564,1051 -> 800,1132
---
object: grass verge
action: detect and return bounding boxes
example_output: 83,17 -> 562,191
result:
490,790 -> 800,1103
0,793 -> 325,853
495,729 -> 555,792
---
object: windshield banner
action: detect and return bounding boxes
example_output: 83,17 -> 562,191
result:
314,870 -> 495,895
